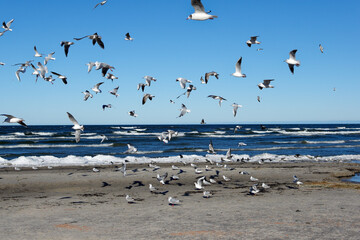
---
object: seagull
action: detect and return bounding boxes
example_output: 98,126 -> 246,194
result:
44,52 -> 55,65
51,71 -> 67,84
240,171 -> 250,175
170,100 -> 175,104
194,179 -> 203,190
2,19 -> 14,31
258,79 -> 274,90
143,76 -> 157,86
246,36 -> 261,47
95,62 -> 115,77
208,95 -> 226,106
60,41 -> 74,57
37,62 -> 48,78
176,78 -> 191,89
195,168 -> 203,174
285,49 -> 300,74
100,134 -> 108,143
178,104 -> 190,118
30,64 -> 40,82
293,175 -> 303,185
232,103 -> 242,117
92,82 -> 104,94
168,197 -> 180,205
109,86 -> 119,97
225,148 -> 232,160
234,125 -> 242,133
232,57 -> 246,78
142,93 -> 155,105
223,175 -> 231,182
149,184 -> 158,193
44,75 -> 56,84
94,0 -> 107,8
92,167 -> 100,172
262,183 -> 270,189
33,46 -> 43,57
187,0 -> 217,21
13,60 -> 32,68
157,172 -> 168,184
167,130 -> 178,141
200,119 -> 206,124
128,110 -> 138,117
0,62 -> 5,65
67,112 -> 84,143
74,33 -> 104,49
158,133 -> 169,144
257,48 -> 264,51
203,191 -> 212,198
125,144 -> 137,153
137,83 -> 147,92
102,104 -> 112,111
186,84 -> 196,98
172,165 -> 179,170
249,185 -> 260,195
82,90 -> 93,101
106,73 -> 118,82
257,96 -> 261,102
86,62 -> 96,73
205,71 -> 219,83
15,67 -> 26,81
125,32 -> 133,41
250,176 -> 259,181
125,195 -> 135,203
319,44 -> 324,53
238,142 -> 247,147
1,114 -> 27,127
207,140 -> 216,154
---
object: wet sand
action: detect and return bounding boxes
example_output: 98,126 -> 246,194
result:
1,162 -> 360,239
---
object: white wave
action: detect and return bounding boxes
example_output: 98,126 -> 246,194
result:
135,128 -> 147,132
274,140 -> 346,144
113,131 -> 159,136
1,153 -> 360,168
12,132 -> 56,136
247,144 -> 360,151
276,130 -> 360,136
81,133 -> 97,136
187,131 -> 199,134
199,134 -> 265,138
214,131 -> 226,134
121,126 -> 137,130
252,130 -> 274,134
110,127 -> 121,129
0,143 -> 113,149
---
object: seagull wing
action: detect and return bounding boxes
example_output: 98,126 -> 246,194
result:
233,105 -> 238,117
235,57 -> 242,74
75,130 -> 81,143
288,64 -> 294,74
191,0 -> 205,13
67,112 -> 80,127
97,38 -> 105,49
142,94 -> 149,105
289,49 -> 297,60
50,71 -> 61,77
74,35 -> 89,41
64,44 -> 70,57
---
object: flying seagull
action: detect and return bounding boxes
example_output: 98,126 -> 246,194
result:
205,71 -> 219,83
37,62 -> 48,79
67,112 -> 84,143
142,94 -> 155,105
86,62 -> 96,73
109,86 -> 119,97
232,57 -> 246,78
137,83 -> 147,92
128,110 -> 138,117
319,44 -> 324,53
208,95 -> 226,106
246,36 -> 260,47
258,79 -> 274,90
200,119 -> 206,124
232,103 -> 242,117
285,49 -> 300,74
178,104 -> 190,118
74,33 -> 104,49
44,52 -> 55,65
15,67 -> 26,81
60,41 -> 74,57
125,144 -> 137,153
106,73 -> 118,82
82,90 -> 93,101
33,46 -> 43,57
207,140 -> 216,154
176,78 -> 191,89
94,0 -> 107,8
30,64 -> 40,82
100,134 -> 108,143
51,71 -> 67,84
125,32 -> 133,41
92,82 -> 104,94
2,19 -> 14,31
95,62 -> 115,77
1,114 -> 27,127
257,96 -> 261,102
102,104 -> 112,111
143,76 -> 157,86
187,0 -> 217,21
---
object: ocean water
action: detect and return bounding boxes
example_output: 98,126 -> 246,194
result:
0,124 -> 360,167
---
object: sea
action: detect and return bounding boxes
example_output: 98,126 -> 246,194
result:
0,124 -> 360,168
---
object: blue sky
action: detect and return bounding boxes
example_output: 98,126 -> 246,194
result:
0,0 -> 359,125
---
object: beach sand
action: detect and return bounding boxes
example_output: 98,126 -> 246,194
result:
1,162 -> 360,239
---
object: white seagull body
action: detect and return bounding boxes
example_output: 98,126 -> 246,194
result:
246,36 -> 260,47
232,57 -> 246,78
2,19 -> 14,31
176,78 -> 191,89
125,32 -> 133,41
187,0 -> 217,21
110,86 -> 119,97
82,90 -> 93,101
67,112 -> 84,143
178,104 -> 190,118
1,114 -> 27,127
258,79 -> 274,90
232,103 -> 242,117
44,52 -> 55,65
142,93 -> 155,105
92,82 -> 104,94
285,49 -> 300,74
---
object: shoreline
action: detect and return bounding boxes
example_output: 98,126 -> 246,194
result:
1,162 -> 360,239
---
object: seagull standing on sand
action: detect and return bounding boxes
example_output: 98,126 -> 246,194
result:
125,32 -> 133,41
178,104 -> 190,118
208,95 -> 226,106
109,86 -> 119,97
125,195 -> 135,203
168,197 -> 180,205
203,191 -> 212,198
1,114 -> 27,127
67,112 -> 84,143
250,176 -> 259,181
51,71 -> 67,84
60,41 -> 74,57
92,82 -> 104,94
149,184 -> 158,193
258,79 -> 274,90
285,49 -> 300,74
293,175 -> 303,185
176,78 -> 191,89
232,57 -> 246,78
74,33 -> 105,49
187,0 -> 217,21
246,36 -> 261,47
232,103 -> 242,117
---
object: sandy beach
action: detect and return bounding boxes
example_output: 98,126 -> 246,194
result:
1,162 -> 360,240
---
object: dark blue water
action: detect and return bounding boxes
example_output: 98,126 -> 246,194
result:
0,124 -> 360,166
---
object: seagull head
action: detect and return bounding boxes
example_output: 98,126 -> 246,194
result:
187,15 -> 192,20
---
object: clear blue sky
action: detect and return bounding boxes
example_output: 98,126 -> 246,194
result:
0,0 -> 359,125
